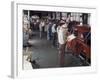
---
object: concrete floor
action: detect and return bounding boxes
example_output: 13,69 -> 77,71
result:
23,31 -> 89,70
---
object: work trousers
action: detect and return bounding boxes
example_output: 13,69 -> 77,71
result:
59,43 -> 66,66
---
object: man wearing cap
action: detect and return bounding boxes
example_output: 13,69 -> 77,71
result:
57,20 -> 68,67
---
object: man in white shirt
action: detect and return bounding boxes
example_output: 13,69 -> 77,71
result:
52,23 -> 57,47
39,20 -> 45,38
57,20 -> 68,66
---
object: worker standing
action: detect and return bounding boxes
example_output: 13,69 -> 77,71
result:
57,20 -> 68,67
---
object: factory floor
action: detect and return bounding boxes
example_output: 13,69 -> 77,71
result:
23,30 -> 89,70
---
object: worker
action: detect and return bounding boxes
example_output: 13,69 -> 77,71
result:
57,20 -> 68,66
